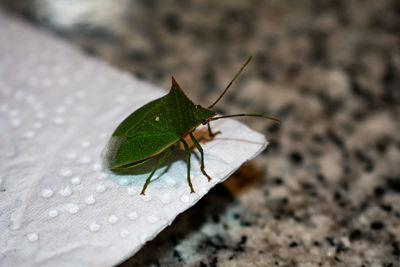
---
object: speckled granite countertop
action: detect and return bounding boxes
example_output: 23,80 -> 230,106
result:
1,0 -> 399,266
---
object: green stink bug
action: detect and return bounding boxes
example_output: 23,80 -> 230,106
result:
105,56 -> 279,195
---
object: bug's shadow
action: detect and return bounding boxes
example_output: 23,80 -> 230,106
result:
104,149 -> 186,187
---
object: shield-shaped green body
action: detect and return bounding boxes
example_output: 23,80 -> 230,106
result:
103,56 -> 279,194
107,77 -> 215,170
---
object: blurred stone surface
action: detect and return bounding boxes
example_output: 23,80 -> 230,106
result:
0,0 -> 399,266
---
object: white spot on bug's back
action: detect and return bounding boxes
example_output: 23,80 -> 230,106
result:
108,215 -> 119,224
48,209 -> 59,218
27,233 -> 39,242
89,223 -> 100,232
127,211 -> 138,220
41,188 -> 53,198
155,116 -> 159,121
0,178 -> 3,185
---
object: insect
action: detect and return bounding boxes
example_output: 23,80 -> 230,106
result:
105,56 -> 279,195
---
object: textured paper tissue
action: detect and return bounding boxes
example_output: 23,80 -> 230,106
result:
0,11 -> 267,267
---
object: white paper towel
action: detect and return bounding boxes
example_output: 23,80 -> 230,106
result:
0,10 -> 267,267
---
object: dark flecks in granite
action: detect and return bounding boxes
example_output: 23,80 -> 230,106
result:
201,66 -> 217,95
393,242 -> 400,260
326,129 -> 345,149
273,176 -> 284,185
315,173 -> 326,184
387,177 -> 400,193
203,234 -> 228,253
333,190 -> 342,201
374,186 -> 386,198
370,221 -> 385,231
81,46 -> 98,57
349,229 -> 362,241
313,240 -> 322,247
312,133 -> 325,144
262,140 -> 280,155
376,138 -> 390,154
234,235 -> 247,252
336,242 -> 349,254
380,204 -> 392,213
4,0 -> 399,265
211,214 -> 219,224
349,75 -> 375,106
164,13 -> 181,33
355,149 -> 374,172
125,49 -> 149,62
289,151 -> 303,165
325,237 -> 335,247
173,249 -> 183,262
239,220 -> 253,227
266,123 -> 280,134
308,30 -> 328,63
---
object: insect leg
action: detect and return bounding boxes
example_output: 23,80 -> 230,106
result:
140,146 -> 174,195
207,122 -> 221,137
181,139 -> 195,193
189,132 -> 211,182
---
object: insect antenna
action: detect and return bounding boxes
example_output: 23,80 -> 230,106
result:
208,56 -> 253,109
206,56 -> 280,124
205,114 -> 280,124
